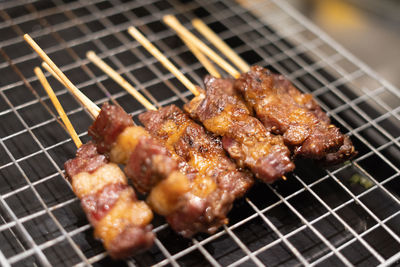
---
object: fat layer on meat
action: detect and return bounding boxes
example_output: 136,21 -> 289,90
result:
64,142 -> 154,259
88,103 -> 190,195
139,105 -> 253,237
184,76 -> 294,183
235,65 -> 357,163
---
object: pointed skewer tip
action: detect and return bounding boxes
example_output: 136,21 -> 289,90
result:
86,50 -> 96,59
163,14 -> 177,23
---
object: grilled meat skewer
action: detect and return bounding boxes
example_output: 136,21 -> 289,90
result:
140,105 -> 254,237
165,17 -> 356,165
86,47 -> 254,237
65,142 -> 154,259
184,76 -> 295,183
235,66 -> 357,164
35,65 -> 155,259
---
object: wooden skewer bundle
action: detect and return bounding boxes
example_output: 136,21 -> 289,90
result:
22,20 -> 290,260
180,34 -> 221,78
127,26 -> 200,97
133,18 -> 289,182
163,15 -> 241,78
86,51 -> 157,111
192,18 -> 250,73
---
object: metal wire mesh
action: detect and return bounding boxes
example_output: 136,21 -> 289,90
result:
0,0 -> 399,266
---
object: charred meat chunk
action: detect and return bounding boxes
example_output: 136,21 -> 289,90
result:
88,103 -> 134,155
64,142 -> 154,259
139,105 -> 253,198
185,76 -> 294,183
88,103 -> 187,194
139,105 -> 253,237
235,65 -> 356,163
125,135 -> 179,194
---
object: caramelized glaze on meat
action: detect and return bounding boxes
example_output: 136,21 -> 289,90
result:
125,136 -> 179,194
88,103 -> 134,155
140,105 -> 253,198
88,103 -> 191,196
139,105 -> 253,237
235,66 -> 357,163
185,76 -> 294,183
64,142 -> 154,259
64,141 -> 107,179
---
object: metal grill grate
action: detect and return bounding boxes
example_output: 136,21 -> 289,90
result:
0,0 -> 399,266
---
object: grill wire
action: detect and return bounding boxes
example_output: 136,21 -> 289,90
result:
0,0 -> 399,266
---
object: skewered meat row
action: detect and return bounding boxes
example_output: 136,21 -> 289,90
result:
88,103 -> 191,218
64,142 -> 154,259
83,43 -> 254,236
185,76 -> 295,183
89,103 -> 251,237
91,104 -> 220,237
235,66 -> 357,164
158,16 -> 355,167
88,103 -> 187,195
139,105 -> 254,236
139,105 -> 254,199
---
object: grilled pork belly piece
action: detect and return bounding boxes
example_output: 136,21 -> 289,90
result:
88,103 -> 183,194
64,142 -> 154,259
139,105 -> 253,237
139,105 -> 253,198
184,76 -> 294,183
235,65 -> 356,163
88,103 -> 190,217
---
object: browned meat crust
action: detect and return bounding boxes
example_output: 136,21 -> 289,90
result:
323,135 -> 356,165
139,105 -> 253,237
64,141 -> 107,178
125,136 -> 179,194
139,105 -> 253,197
108,225 -> 155,259
88,103 -> 134,155
184,76 -> 294,183
81,183 -> 128,225
235,66 -> 357,163
64,143 -> 154,259
166,190 -> 233,237
88,103 -> 186,194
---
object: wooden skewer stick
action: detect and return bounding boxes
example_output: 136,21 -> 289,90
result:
86,51 -> 157,111
34,67 -> 82,148
163,15 -> 240,78
127,26 -> 200,97
192,18 -> 250,73
24,34 -> 100,118
179,35 -> 221,78
42,62 -> 66,87
41,62 -> 100,119
45,53 -> 156,119
87,52 -> 157,112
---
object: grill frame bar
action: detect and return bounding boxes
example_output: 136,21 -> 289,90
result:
0,0 -> 398,266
